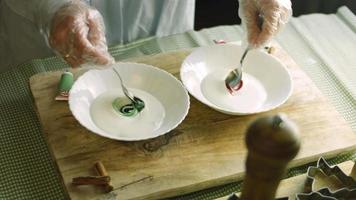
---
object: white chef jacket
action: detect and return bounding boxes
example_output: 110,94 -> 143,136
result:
0,0 -> 195,72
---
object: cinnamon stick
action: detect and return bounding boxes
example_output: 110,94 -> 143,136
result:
95,161 -> 114,192
72,176 -> 110,185
95,161 -> 109,176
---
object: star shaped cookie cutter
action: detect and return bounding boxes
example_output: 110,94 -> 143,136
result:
226,157 -> 355,200
296,157 -> 356,200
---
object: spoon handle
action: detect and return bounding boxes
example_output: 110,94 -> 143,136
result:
240,48 -> 250,67
112,67 -> 136,103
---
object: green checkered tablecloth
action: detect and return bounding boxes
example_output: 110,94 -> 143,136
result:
0,6 -> 355,200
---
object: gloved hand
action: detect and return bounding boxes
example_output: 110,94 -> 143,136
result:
239,0 -> 292,48
49,1 -> 114,67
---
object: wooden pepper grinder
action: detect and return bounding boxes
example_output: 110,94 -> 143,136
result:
240,114 -> 301,200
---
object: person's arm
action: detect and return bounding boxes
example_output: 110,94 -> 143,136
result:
4,0 -> 113,67
238,0 -> 292,48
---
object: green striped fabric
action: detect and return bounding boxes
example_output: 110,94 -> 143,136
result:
0,6 -> 354,200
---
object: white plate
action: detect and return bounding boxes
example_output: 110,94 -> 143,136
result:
69,63 -> 190,141
180,44 -> 292,115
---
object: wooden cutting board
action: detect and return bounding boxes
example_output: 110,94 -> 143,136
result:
29,46 -> 356,200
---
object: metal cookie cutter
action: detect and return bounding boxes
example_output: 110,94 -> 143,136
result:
296,157 -> 356,200
226,157 -> 355,200
227,193 -> 288,200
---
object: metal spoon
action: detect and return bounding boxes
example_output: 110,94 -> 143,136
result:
225,47 -> 250,93
112,67 -> 145,112
225,15 -> 264,94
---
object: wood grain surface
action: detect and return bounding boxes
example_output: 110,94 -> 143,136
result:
29,46 -> 356,200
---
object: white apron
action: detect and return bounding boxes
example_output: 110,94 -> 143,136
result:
0,0 -> 195,72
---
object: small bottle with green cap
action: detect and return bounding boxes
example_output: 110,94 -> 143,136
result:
55,70 -> 74,101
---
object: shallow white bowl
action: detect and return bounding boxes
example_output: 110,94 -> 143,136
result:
69,63 -> 189,141
180,44 -> 292,115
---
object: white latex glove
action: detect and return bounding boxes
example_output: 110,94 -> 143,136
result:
239,0 -> 292,48
49,1 -> 114,67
